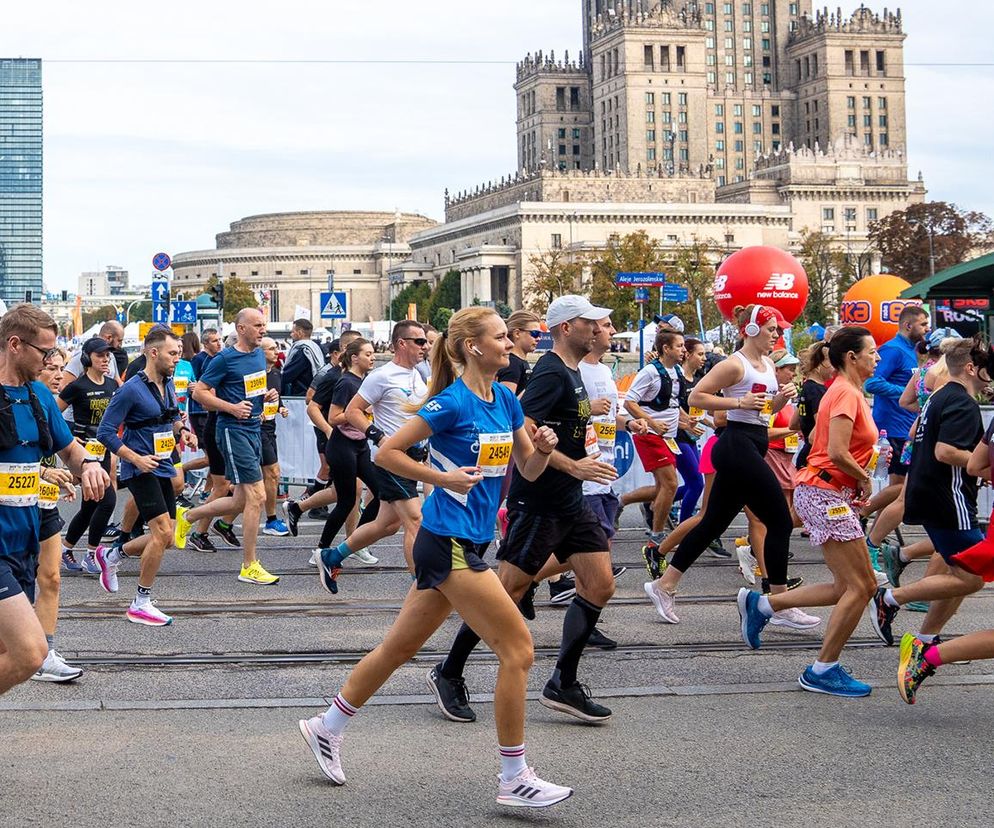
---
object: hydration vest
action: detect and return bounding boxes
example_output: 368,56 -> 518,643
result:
640,359 -> 684,412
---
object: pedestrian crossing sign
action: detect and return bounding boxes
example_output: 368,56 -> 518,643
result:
320,291 -> 347,319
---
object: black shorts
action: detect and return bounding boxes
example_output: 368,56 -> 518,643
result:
0,555 -> 34,603
314,427 -> 328,457
190,413 -> 209,445
497,503 -> 610,576
414,527 -> 490,591
39,507 -> 63,542
204,418 -> 226,477
374,465 -> 419,503
888,437 -> 910,477
261,427 -> 278,467
126,473 -> 176,523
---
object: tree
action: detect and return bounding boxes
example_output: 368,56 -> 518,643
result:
426,270 -> 461,317
431,306 -> 454,331
390,280 -> 432,321
664,236 -> 726,337
81,304 -> 118,332
868,201 -> 994,283
523,248 -> 585,314
796,228 -> 854,327
587,231 -> 668,330
205,275 -> 258,323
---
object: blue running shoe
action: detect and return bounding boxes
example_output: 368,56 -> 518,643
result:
61,550 -> 83,573
798,664 -> 872,697
318,548 -> 345,595
81,551 -> 101,576
263,517 -> 290,537
737,587 -> 769,650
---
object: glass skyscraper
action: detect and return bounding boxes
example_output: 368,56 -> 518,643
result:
0,58 -> 42,306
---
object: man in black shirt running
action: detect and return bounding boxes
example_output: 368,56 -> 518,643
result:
428,295 -> 619,724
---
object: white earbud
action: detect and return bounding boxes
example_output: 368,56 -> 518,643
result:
470,345 -> 483,356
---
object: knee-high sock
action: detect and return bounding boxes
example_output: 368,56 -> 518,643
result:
555,595 -> 602,687
441,623 -> 481,679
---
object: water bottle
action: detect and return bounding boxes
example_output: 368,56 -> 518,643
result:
870,429 -> 890,479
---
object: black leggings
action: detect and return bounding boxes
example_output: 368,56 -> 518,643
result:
64,480 -> 117,548
318,430 -> 380,548
670,422 -> 791,586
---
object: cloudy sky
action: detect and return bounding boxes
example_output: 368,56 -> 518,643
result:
6,0 -> 992,292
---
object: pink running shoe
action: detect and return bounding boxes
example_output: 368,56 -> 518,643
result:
94,545 -> 119,594
126,601 -> 172,626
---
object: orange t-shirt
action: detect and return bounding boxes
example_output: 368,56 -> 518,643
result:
796,377 -> 878,491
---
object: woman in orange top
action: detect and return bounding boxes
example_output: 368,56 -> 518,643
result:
737,326 -> 885,698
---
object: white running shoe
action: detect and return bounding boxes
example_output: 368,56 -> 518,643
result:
768,606 -> 822,630
736,545 -> 758,585
298,715 -> 345,784
350,547 -> 378,566
496,767 -> 573,808
308,549 -> 321,567
873,568 -> 889,588
643,581 -> 679,623
31,649 -> 83,683
94,544 -> 119,593
126,600 -> 173,626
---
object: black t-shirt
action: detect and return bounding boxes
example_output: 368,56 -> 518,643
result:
676,371 -> 700,445
331,371 -> 362,411
262,367 -> 282,434
59,373 -> 118,439
508,351 -> 591,515
311,365 -> 343,420
497,353 -> 531,394
798,379 -> 828,442
904,382 -> 984,530
125,354 -> 147,381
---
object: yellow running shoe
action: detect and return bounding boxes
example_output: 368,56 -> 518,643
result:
238,560 -> 280,585
174,506 -> 192,549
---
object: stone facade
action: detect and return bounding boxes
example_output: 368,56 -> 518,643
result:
171,211 -> 437,324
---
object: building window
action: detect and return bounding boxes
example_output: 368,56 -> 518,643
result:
789,1 -> 797,13
715,103 -> 724,116
717,175 -> 727,186
864,133 -> 873,146
744,54 -> 753,67
559,144 -> 566,155
679,129 -> 688,142
725,37 -> 734,49
879,114 -> 888,127
275,270 -> 283,276
847,96 -> 856,109
573,144 -> 580,154
844,207 -> 857,227
706,36 -> 715,48
723,2 -> 732,12
878,97 -> 887,109
644,45 -> 655,69
716,157 -> 725,168
760,21 -> 769,32
707,53 -> 716,65
662,92 -> 671,105
733,104 -> 743,116
880,133 -> 889,146
647,111 -> 655,123
250,270 -> 259,276
551,234 -> 562,249
707,70 -> 716,83
678,92 -> 687,105
743,19 -> 752,31
680,147 -> 689,161
743,37 -> 752,49
771,105 -> 779,116
353,268 -> 362,275
863,96 -> 872,108
847,114 -> 856,128
752,105 -> 761,117
867,208 -> 879,222
762,38 -> 770,50
662,111 -> 672,123
753,121 -> 762,134
558,128 -> 566,138
734,121 -> 743,133
648,148 -> 657,161
735,157 -> 744,169
822,207 -> 835,221
734,139 -> 744,152
725,19 -> 733,31
716,139 -> 725,151
678,111 -> 687,123
761,3 -> 769,13
863,114 -> 872,127
645,92 -> 655,105
845,49 -> 854,75
876,50 -> 885,74
754,140 -> 762,152
771,122 -> 780,134
647,129 -> 656,142
726,71 -> 735,84
715,121 -> 725,133
705,18 -> 714,30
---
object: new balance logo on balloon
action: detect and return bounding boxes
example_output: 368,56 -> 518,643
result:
761,273 -> 796,291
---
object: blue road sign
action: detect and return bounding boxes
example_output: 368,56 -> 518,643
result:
616,271 -> 667,287
662,284 -> 689,303
634,287 -> 650,303
152,252 -> 172,272
152,280 -> 170,302
320,291 -> 348,319
151,302 -> 170,324
171,301 -> 198,324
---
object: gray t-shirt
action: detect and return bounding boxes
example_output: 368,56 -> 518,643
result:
65,350 -> 120,382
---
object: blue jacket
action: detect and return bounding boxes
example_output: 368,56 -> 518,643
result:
865,333 -> 917,439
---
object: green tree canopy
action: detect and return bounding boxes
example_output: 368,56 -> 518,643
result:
389,280 -> 432,322
796,228 -> 855,327
205,275 -> 259,323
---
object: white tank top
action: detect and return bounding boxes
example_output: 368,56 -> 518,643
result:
725,351 -> 779,427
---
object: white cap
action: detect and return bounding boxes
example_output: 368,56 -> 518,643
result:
546,295 -> 613,329
657,313 -> 684,333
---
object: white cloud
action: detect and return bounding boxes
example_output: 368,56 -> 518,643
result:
4,0 -> 989,291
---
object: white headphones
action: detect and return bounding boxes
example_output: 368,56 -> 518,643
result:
743,305 -> 763,338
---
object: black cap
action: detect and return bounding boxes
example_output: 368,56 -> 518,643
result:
83,337 -> 113,356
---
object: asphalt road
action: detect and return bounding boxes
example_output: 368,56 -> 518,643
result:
2,503 -> 993,826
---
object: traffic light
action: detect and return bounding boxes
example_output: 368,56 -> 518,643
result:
209,280 -> 224,310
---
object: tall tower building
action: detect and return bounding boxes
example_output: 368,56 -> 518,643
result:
517,2 -> 906,187
0,58 -> 43,306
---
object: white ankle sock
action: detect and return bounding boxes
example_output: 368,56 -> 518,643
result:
883,589 -> 900,608
811,660 -> 838,675
898,549 -> 910,563
322,693 -> 358,736
757,595 -> 774,617
499,744 -> 527,782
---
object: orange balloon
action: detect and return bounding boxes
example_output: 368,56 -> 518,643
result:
840,274 -> 922,346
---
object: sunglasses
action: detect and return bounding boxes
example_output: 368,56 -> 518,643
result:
401,337 -> 429,347
528,330 -> 543,339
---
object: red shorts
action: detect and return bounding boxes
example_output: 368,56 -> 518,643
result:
633,432 -> 678,472
951,514 -> 994,582
700,434 -> 718,476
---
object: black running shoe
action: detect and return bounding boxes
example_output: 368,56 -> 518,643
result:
426,663 -> 476,723
611,565 -> 627,580
102,522 -> 122,541
283,500 -> 301,538
211,519 -> 240,548
188,532 -> 217,553
519,581 -> 538,621
707,538 -> 732,558
308,507 -> 330,520
586,627 -> 617,650
549,575 -> 576,604
640,503 -> 655,532
870,586 -> 898,646
761,576 -> 804,593
642,543 -> 666,580
539,679 -> 612,723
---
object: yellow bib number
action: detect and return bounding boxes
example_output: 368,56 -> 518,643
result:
263,400 -> 279,421
39,481 -> 60,509
174,377 -> 189,394
689,406 -> 704,418
243,371 -> 266,399
154,431 -> 176,460
84,439 -> 106,461
826,503 -> 852,520
593,420 -> 616,454
760,397 -> 774,417
784,433 -> 799,454
0,462 -> 40,507
476,432 -> 513,477
664,437 -> 682,456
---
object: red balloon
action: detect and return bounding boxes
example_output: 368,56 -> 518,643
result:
713,246 -> 810,324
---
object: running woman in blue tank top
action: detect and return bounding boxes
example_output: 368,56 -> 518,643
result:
297,307 -> 574,809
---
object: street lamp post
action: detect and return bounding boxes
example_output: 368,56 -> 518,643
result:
908,218 -> 937,278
